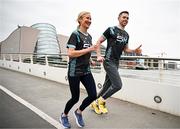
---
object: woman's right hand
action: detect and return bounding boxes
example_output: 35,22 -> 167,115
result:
88,44 -> 97,52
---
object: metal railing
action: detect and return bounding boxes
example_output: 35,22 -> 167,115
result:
0,53 -> 180,70
1,53 -> 180,86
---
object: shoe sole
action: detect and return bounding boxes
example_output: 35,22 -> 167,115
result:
99,107 -> 108,114
92,108 -> 102,115
73,112 -> 83,128
94,110 -> 102,115
102,111 -> 108,114
99,109 -> 108,114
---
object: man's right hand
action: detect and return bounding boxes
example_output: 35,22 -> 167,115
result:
135,44 -> 142,55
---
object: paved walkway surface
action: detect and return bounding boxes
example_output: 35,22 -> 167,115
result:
0,68 -> 180,129
0,90 -> 56,128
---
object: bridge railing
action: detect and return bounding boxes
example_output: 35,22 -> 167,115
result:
119,56 -> 180,70
0,53 -> 180,70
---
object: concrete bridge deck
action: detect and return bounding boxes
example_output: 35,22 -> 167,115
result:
0,68 -> 180,129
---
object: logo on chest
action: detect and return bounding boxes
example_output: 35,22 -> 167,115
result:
83,43 -> 91,48
116,35 -> 127,43
83,39 -> 91,48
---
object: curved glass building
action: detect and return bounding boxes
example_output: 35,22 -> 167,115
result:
31,23 -> 60,57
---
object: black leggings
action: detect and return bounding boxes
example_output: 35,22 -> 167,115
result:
64,73 -> 97,114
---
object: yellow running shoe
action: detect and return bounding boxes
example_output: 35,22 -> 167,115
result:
90,101 -> 102,115
98,97 -> 108,114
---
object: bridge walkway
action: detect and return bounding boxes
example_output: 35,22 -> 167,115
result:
0,68 -> 180,128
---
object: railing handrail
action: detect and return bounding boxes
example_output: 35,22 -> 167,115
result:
1,52 -> 180,85
121,56 -> 180,61
1,53 -> 180,61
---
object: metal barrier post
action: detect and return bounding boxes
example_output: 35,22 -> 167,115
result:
45,55 -> 49,66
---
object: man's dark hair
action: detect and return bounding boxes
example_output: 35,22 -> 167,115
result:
118,11 -> 129,17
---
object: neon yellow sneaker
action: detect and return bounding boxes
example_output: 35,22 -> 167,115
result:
90,101 -> 102,115
98,97 -> 108,114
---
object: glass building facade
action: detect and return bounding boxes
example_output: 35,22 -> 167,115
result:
31,23 -> 60,57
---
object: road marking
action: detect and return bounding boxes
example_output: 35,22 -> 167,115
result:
0,85 -> 63,129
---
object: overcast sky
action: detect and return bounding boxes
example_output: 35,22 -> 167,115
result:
0,0 -> 180,58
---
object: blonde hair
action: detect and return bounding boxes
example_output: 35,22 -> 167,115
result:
77,11 -> 90,28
